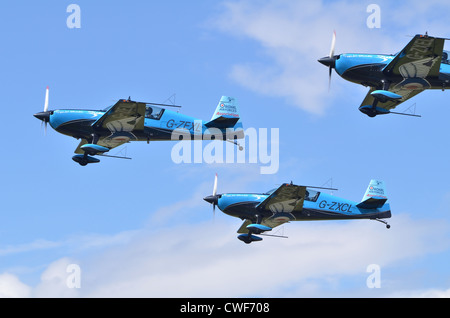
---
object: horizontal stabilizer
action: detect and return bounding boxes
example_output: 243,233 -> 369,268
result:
205,116 -> 239,128
356,196 -> 387,209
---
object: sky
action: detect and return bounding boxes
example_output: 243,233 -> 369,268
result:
1,0 -> 450,298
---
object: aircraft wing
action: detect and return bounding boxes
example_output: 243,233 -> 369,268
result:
92,99 -> 146,132
383,35 -> 445,78
74,100 -> 146,154
362,35 -> 446,112
74,137 -> 130,154
256,183 -> 306,213
77,99 -> 147,151
236,183 -> 306,233
74,139 -> 88,154
237,216 -> 291,234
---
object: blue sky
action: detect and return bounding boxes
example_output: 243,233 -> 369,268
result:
1,0 -> 450,297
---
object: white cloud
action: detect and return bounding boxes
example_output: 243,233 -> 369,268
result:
0,273 -> 31,298
416,288 -> 450,298
38,214 -> 450,297
212,1 -> 377,115
32,258 -> 80,298
1,211 -> 449,297
0,239 -> 62,256
392,288 -> 450,298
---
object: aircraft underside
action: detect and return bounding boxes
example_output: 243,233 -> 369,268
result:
223,204 -> 391,223
228,206 -> 391,244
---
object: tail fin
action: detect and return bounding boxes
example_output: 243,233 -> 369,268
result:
205,96 -> 240,128
356,179 -> 388,209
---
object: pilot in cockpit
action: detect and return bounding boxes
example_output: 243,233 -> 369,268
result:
442,51 -> 449,65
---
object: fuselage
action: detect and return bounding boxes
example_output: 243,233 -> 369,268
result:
216,190 -> 391,222
46,106 -> 243,142
334,52 -> 450,89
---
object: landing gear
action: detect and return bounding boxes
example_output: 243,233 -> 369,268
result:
72,136 -> 107,166
237,215 -> 273,244
226,139 -> 243,151
372,218 -> 390,229
238,234 -> 263,244
359,104 -> 390,117
359,81 -> 396,118
72,154 -> 100,166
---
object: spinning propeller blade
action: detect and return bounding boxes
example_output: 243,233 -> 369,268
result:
328,30 -> 336,90
43,86 -> 49,134
328,66 -> 333,91
203,174 -> 220,221
212,173 -> 218,218
203,173 -> 222,218
213,173 -> 218,197
329,30 -> 336,59
44,86 -> 49,112
318,31 -> 338,91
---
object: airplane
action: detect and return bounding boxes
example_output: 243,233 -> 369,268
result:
204,175 -> 391,244
34,87 -> 244,166
318,32 -> 450,117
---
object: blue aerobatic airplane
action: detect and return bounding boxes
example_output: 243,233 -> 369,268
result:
204,175 -> 391,244
34,87 -> 244,165
319,32 -> 450,117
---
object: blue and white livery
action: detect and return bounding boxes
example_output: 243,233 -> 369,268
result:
204,175 -> 391,244
34,89 -> 244,165
319,33 -> 450,117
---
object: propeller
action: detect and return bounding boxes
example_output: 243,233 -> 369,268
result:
44,85 -> 49,112
328,30 -> 336,89
43,86 -> 49,134
203,173 -> 220,220
213,173 -> 218,197
318,30 -> 338,91
329,30 -> 336,61
34,86 -> 53,135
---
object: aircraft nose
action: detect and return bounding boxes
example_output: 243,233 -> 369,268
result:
203,195 -> 219,205
34,111 -> 52,122
318,56 -> 336,68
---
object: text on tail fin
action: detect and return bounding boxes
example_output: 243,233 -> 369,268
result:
211,96 -> 239,121
206,96 -> 240,128
357,180 -> 388,209
361,179 -> 387,202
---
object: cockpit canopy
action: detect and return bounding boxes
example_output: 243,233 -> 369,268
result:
145,106 -> 164,120
305,189 -> 320,202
